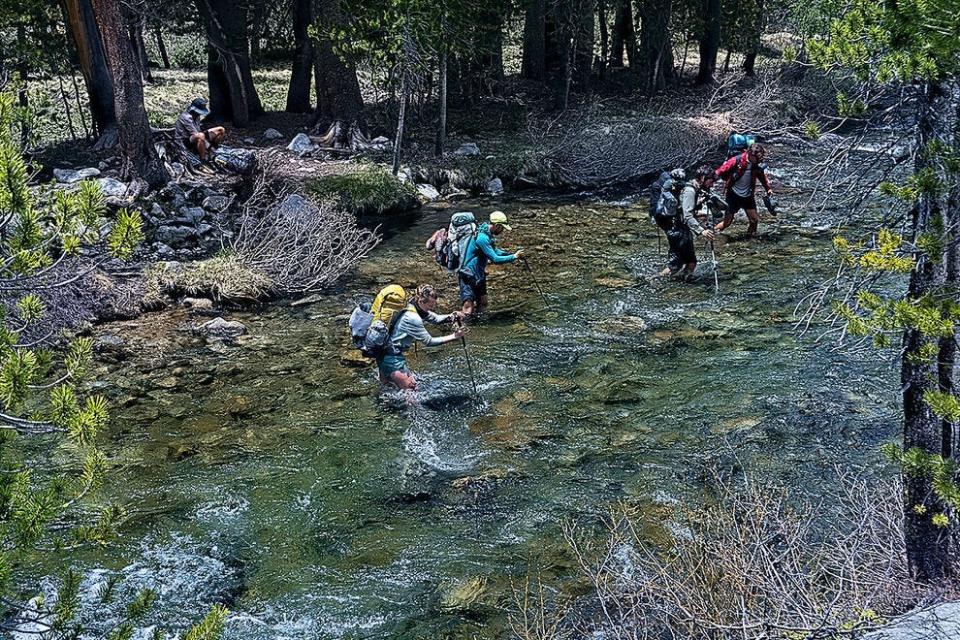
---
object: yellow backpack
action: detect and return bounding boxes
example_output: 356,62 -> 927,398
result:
372,285 -> 409,324
355,285 -> 413,358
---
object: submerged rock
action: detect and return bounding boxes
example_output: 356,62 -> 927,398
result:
195,317 -> 247,340
438,575 -> 487,612
340,349 -> 370,368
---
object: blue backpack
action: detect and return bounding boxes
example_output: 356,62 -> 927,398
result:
727,133 -> 756,157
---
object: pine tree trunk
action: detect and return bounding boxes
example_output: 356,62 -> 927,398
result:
17,25 -> 29,147
312,0 -> 366,147
610,0 -> 634,67
598,0 -> 609,81
63,0 -> 116,138
741,0 -> 763,76
522,0 -> 547,80
286,0 -> 314,113
250,0 -> 266,63
436,45 -> 448,157
127,12 -> 153,83
902,79 -> 960,583
90,0 -> 167,189
638,0 -> 674,93
195,0 -> 264,127
696,0 -> 721,84
574,0 -> 595,90
155,25 -> 171,69
392,76 -> 408,175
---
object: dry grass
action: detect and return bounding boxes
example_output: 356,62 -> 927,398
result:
514,470 -> 931,640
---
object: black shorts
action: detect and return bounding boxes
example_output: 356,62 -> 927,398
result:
458,273 -> 487,303
726,191 -> 757,215
666,229 -> 696,271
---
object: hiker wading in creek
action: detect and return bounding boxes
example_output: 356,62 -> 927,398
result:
653,170 -> 715,279
459,211 -> 524,317
375,285 -> 465,390
175,97 -> 225,162
714,143 -> 774,236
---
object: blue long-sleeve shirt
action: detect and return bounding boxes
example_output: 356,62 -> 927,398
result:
460,222 -> 516,280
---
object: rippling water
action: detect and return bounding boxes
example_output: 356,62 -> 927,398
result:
24,192 -> 900,638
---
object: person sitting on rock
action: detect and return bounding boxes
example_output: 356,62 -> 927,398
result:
379,285 -> 465,391
175,98 -> 225,162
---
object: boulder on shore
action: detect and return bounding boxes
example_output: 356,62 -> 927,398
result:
287,133 -> 318,156
263,128 -> 284,140
54,167 -> 101,183
453,143 -> 481,157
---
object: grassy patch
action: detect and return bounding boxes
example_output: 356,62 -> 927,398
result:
144,254 -> 273,306
307,164 -> 419,216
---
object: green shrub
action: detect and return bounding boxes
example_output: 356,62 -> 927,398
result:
307,165 -> 419,216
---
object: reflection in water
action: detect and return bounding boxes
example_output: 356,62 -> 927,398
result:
23,196 -> 899,639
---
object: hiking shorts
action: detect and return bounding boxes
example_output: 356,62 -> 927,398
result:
666,229 -> 696,271
377,353 -> 409,378
458,273 -> 487,303
726,191 -> 757,215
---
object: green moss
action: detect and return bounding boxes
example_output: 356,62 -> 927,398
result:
307,164 -> 419,216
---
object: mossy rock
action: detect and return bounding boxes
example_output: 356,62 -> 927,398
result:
307,164 -> 420,216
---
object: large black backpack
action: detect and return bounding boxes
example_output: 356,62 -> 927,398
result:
648,171 -> 672,220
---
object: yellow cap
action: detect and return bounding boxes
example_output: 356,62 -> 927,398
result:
490,210 -> 511,230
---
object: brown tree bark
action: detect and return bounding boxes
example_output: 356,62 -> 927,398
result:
696,0 -> 721,84
609,0 -> 635,68
312,0 -> 366,147
154,24 -> 171,69
194,0 -> 264,127
573,0 -> 595,90
126,11 -> 153,83
638,0 -> 675,93
741,0 -> 764,76
522,0 -> 547,80
63,0 -> 116,137
286,0 -> 314,112
90,0 -> 167,189
902,79 -> 960,583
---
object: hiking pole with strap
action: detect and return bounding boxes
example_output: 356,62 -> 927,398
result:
454,318 -> 480,398
520,256 -> 551,308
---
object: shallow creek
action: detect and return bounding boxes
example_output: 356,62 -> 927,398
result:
27,193 -> 899,638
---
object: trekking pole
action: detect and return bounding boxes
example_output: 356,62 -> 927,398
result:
709,239 -> 719,294
520,257 -> 551,308
455,318 -> 480,398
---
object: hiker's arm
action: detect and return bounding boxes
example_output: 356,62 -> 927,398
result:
758,166 -> 772,194
681,190 -> 705,234
715,156 -> 736,180
478,234 -> 517,264
425,310 -> 453,324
